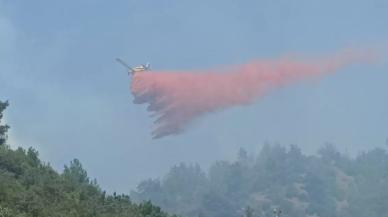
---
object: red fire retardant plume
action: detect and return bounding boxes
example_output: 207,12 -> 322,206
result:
130,49 -> 379,139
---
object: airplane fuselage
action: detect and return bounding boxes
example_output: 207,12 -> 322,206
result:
129,67 -> 148,75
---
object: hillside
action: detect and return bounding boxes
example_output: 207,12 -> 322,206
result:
2,98 -> 388,217
131,142 -> 388,217
0,100 -> 180,217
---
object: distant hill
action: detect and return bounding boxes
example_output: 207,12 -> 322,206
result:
131,143 -> 388,217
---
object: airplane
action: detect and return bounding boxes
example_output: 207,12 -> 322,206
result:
116,58 -> 150,76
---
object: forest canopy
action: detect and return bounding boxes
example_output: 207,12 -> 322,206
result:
131,142 -> 388,217
0,100 -> 181,217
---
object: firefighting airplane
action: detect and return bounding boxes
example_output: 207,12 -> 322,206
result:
116,58 -> 150,76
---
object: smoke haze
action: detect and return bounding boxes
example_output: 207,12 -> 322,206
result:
130,49 -> 379,139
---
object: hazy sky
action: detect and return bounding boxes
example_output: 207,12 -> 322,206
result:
0,0 -> 387,193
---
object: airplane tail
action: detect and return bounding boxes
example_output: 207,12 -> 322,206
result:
146,62 -> 150,69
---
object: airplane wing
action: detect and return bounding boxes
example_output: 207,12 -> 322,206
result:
116,58 -> 131,69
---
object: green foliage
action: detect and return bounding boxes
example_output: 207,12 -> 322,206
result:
0,101 -> 179,217
0,100 -> 10,146
0,144 -> 180,217
132,142 -> 388,217
132,163 -> 208,217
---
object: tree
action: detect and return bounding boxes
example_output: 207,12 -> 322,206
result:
317,143 -> 341,166
242,206 -> 254,217
238,148 -> 248,160
0,100 -> 10,146
65,158 -> 89,184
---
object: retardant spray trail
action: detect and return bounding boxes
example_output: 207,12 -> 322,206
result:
130,49 -> 379,139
